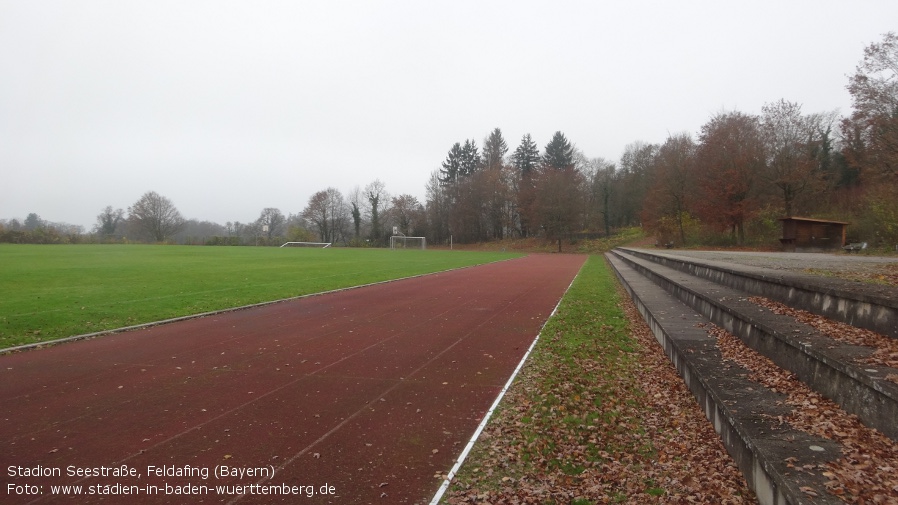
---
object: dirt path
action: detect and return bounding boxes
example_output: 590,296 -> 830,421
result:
1,254 -> 585,504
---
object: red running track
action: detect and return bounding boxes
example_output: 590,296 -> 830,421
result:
1,254 -> 586,504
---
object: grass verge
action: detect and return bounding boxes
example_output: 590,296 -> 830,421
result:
0,244 -> 518,348
444,255 -> 752,503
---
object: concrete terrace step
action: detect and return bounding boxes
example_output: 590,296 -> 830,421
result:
606,253 -> 843,505
610,248 -> 898,443
617,247 -> 898,340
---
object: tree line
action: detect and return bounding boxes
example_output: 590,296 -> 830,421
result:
643,32 -> 896,247
423,33 -> 897,249
0,183 -> 414,247
431,32 -> 898,248
2,33 -> 895,248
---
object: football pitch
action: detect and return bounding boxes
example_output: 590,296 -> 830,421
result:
0,244 -> 519,349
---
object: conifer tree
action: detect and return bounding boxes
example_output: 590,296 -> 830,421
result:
439,142 -> 464,186
482,127 -> 508,171
512,134 -> 540,237
460,139 -> 482,176
542,131 -> 575,171
512,134 -> 540,178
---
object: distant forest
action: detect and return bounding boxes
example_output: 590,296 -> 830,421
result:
3,33 -> 896,249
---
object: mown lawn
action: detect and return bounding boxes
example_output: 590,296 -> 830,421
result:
0,244 -> 518,348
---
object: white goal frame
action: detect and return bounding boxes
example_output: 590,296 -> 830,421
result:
280,241 -> 332,248
390,236 -> 426,250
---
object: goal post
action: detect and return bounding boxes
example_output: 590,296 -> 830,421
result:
280,242 -> 332,248
390,236 -> 426,250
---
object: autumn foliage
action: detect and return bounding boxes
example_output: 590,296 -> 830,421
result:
640,33 -> 898,247
430,33 -> 898,250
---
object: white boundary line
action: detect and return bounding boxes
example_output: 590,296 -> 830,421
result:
0,257 -> 521,355
279,241 -> 331,248
428,264 -> 584,504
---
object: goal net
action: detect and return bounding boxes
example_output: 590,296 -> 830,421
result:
390,236 -> 426,250
280,242 -> 332,248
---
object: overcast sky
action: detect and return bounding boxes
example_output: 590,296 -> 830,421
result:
2,1 -> 896,230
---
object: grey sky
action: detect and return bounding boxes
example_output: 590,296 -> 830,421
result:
2,1 -> 896,230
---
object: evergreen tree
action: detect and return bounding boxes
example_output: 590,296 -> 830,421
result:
542,131 -> 575,171
348,187 -> 364,239
364,179 -> 389,244
350,200 -> 361,238
512,134 -> 540,178
460,139 -> 482,176
94,206 -> 124,237
24,213 -> 43,230
439,142 -> 464,186
513,134 -> 540,237
482,127 -> 508,171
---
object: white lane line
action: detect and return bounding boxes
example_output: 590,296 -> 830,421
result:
428,266 -> 582,505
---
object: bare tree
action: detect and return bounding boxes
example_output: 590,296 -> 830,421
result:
643,133 -> 697,245
348,186 -> 364,239
450,173 -> 488,243
302,188 -> 348,244
842,32 -> 898,178
583,157 -> 618,237
760,100 -> 826,216
489,164 -> 518,239
618,141 -> 658,227
256,207 -> 286,242
390,194 -> 425,236
527,164 -> 584,251
127,191 -> 185,242
425,171 -> 450,245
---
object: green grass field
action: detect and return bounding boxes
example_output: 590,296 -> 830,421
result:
0,244 -> 519,349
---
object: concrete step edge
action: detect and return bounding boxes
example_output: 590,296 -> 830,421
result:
606,253 -> 842,505
611,248 -> 898,441
617,247 -> 898,340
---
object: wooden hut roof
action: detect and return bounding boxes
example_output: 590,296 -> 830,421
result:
778,216 -> 849,225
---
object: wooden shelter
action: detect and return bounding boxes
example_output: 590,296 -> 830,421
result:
779,217 -> 848,252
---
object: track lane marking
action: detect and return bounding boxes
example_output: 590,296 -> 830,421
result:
227,281 -> 543,503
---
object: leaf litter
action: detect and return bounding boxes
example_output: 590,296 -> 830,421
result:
445,259 -> 898,504
713,324 -> 898,503
445,272 -> 754,504
748,295 -> 898,375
